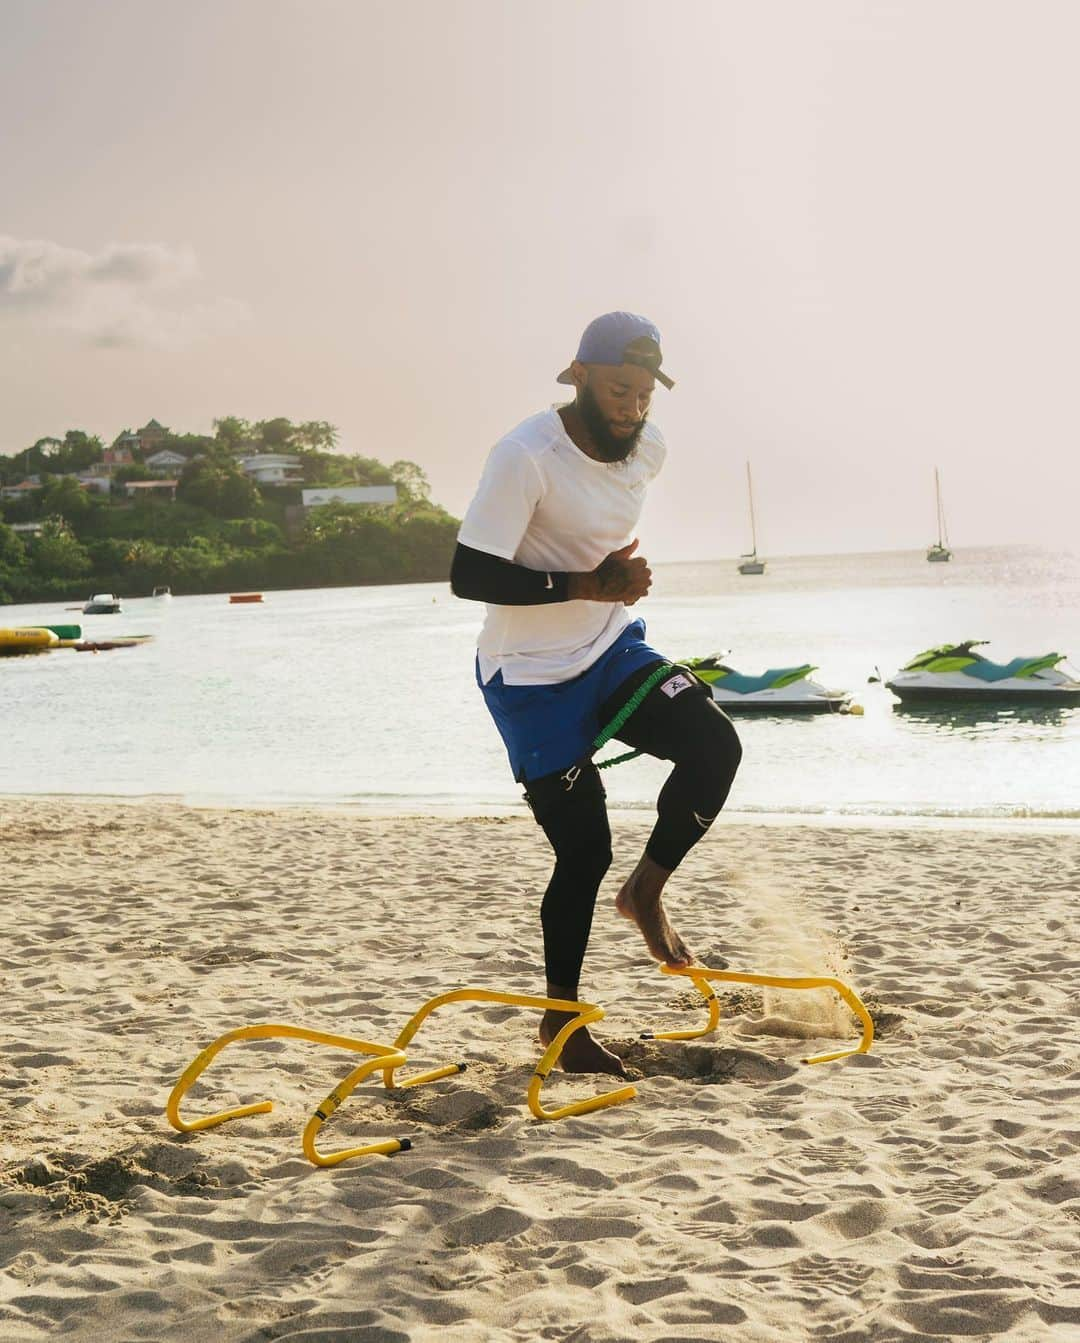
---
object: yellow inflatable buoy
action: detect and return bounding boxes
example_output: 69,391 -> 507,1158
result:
0,627 -> 60,655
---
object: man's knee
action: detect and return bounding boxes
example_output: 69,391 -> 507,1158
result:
565,836 -> 613,887
682,702 -> 742,805
713,707 -> 742,774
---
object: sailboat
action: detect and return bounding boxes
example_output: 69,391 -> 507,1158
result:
926,467 -> 951,563
738,461 -> 766,575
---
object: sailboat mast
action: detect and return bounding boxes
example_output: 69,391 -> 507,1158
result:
935,467 -> 947,547
746,461 -> 758,556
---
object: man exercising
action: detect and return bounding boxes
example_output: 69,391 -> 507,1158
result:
450,312 -> 742,1077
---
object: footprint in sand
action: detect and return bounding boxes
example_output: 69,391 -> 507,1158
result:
800,1140 -> 865,1173
855,1095 -> 915,1124
791,1253 -> 876,1296
508,1155 -> 616,1191
909,1175 -> 986,1216
615,1274 -> 690,1305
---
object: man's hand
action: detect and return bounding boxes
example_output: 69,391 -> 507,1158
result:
568,539 -> 652,604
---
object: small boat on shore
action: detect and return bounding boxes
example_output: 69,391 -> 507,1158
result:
229,593 -> 263,604
152,585 -> 173,600
83,593 -> 122,614
685,654 -> 852,713
885,642 -> 1080,705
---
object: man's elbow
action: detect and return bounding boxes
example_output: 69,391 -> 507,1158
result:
449,545 -> 477,600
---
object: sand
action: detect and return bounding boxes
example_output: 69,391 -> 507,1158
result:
1,797 -> 1078,1342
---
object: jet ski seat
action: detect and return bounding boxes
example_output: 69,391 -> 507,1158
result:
964,656 -> 1044,682
713,666 -> 811,695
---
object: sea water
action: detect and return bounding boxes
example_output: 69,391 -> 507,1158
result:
2,544 -> 1078,822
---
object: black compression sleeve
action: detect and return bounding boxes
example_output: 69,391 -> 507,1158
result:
449,543 -> 570,605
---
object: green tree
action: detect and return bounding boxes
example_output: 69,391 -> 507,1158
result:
389,459 -> 431,507
39,475 -> 96,528
296,421 -> 339,452
56,430 -> 105,474
396,507 -> 458,579
178,457 -> 260,517
220,517 -> 283,548
253,417 -> 296,451
212,416 -> 253,453
32,518 -> 91,578
0,521 -> 26,569
113,463 -> 156,487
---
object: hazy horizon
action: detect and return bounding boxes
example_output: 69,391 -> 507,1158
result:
3,0 -> 1078,561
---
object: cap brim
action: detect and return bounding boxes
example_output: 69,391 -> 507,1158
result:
555,364 -> 675,389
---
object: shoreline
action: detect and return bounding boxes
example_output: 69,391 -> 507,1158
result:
4,788 -> 1080,834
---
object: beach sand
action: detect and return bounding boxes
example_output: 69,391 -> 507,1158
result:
1,797 -> 1078,1341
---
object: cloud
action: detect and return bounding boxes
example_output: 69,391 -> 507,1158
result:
0,235 -> 247,349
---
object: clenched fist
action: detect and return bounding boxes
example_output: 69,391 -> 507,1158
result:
568,539 -> 652,605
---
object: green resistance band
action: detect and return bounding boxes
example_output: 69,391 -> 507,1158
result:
592,662 -> 675,771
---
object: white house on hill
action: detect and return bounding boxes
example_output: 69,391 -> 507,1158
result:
239,454 -> 304,485
144,448 -> 191,474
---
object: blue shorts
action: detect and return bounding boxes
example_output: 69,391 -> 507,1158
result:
478,618 -> 667,782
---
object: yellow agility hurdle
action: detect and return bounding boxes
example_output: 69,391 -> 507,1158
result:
383,987 -> 637,1120
167,990 -> 638,1168
165,1023 -> 412,1163
167,975 -> 871,1167
646,964 -> 875,1065
306,989 -> 637,1166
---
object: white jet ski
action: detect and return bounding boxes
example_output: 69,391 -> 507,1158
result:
684,654 -> 852,714
885,641 -> 1080,706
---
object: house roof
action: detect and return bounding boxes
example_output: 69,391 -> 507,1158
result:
140,419 -> 167,432
125,479 -> 179,489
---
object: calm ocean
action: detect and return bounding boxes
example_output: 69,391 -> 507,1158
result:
3,544 -> 1079,822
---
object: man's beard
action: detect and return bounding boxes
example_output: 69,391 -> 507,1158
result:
578,383 -> 647,463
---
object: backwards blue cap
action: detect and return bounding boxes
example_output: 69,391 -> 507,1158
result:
556,311 -> 675,390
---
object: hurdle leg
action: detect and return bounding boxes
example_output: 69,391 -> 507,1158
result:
649,965 -> 874,1064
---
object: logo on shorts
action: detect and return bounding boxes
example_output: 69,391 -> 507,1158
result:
660,673 -> 694,698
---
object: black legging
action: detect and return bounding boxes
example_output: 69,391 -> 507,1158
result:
524,663 -> 742,988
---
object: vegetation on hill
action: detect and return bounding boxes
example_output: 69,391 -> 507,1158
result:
0,417 -> 458,604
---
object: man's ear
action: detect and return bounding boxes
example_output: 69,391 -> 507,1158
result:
569,360 -> 589,393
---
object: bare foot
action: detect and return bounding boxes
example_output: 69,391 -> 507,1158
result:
539,1012 -> 630,1078
615,855 -> 694,967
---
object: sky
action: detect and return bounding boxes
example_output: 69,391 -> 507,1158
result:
2,0 -> 1078,561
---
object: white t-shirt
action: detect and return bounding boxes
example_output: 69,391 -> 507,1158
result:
458,407 -> 666,685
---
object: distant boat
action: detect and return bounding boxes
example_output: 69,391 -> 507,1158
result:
927,467 -> 951,562
83,593 -> 122,614
151,585 -> 173,600
229,593 -> 263,604
738,461 -> 766,575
